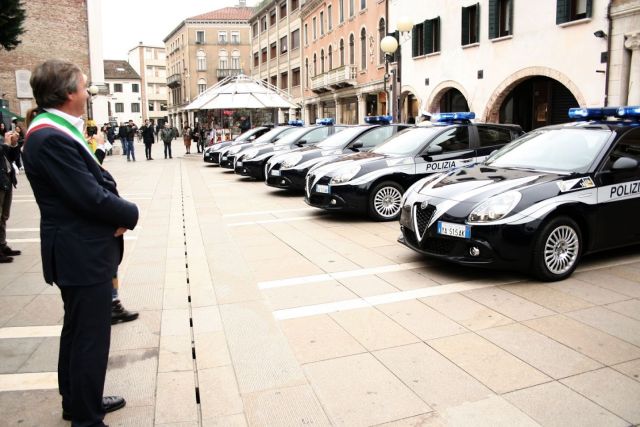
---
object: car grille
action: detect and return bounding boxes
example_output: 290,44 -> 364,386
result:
212,152 -> 221,163
415,203 -> 436,238
421,237 -> 456,255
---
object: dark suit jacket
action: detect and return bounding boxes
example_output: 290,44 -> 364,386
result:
23,127 -> 139,287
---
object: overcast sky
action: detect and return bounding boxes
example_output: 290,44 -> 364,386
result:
100,0 -> 258,60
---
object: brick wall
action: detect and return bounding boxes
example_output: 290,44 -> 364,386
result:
0,0 -> 90,116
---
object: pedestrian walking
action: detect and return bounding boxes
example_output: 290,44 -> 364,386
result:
0,129 -> 21,263
183,125 -> 192,154
159,123 -> 174,159
23,59 -> 139,427
140,119 -> 155,160
193,124 -> 201,153
125,120 -> 137,161
118,122 -> 127,156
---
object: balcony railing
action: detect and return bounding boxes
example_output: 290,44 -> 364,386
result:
167,74 -> 182,88
216,68 -> 243,78
310,65 -> 357,92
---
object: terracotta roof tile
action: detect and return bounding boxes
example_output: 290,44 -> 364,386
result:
103,60 -> 140,80
187,6 -> 254,21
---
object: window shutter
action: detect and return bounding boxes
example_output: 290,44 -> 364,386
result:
392,30 -> 400,62
488,0 -> 498,39
412,25 -> 418,57
586,0 -> 593,17
556,0 -> 569,24
425,19 -> 433,54
462,6 -> 470,46
475,3 -> 481,42
435,17 -> 441,52
508,0 -> 513,34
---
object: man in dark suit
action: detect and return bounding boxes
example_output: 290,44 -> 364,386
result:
23,59 -> 139,427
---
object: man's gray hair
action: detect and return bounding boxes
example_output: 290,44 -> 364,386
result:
30,59 -> 82,108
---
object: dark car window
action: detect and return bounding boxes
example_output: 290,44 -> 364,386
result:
427,126 -> 470,153
477,125 -> 514,148
352,126 -> 395,151
304,127 -> 330,144
603,128 -> 640,170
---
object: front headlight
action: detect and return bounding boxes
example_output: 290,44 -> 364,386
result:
228,146 -> 242,155
281,153 -> 302,169
468,191 -> 521,223
243,148 -> 259,160
330,164 -> 361,185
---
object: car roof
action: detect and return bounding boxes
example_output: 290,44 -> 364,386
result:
533,120 -> 639,132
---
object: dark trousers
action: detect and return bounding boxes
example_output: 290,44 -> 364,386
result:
59,280 -> 112,427
163,142 -> 172,158
144,142 -> 153,159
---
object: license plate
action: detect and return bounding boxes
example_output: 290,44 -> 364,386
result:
271,170 -> 281,176
236,161 -> 243,167
315,184 -> 330,194
222,156 -> 227,161
437,221 -> 470,239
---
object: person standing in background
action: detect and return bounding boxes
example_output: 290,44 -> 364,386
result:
159,123 -> 174,159
140,119 -> 155,160
0,130 -> 21,263
125,120 -> 137,162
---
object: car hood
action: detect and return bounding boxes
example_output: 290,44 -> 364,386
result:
405,164 -> 598,224
309,151 -> 401,177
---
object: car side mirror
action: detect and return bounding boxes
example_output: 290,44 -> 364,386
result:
248,135 -> 256,141
350,141 -> 363,151
296,139 -> 307,147
427,145 -> 443,155
612,156 -> 639,171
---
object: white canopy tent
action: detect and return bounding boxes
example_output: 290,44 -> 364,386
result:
184,74 -> 298,111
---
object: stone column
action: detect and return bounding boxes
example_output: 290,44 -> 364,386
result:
625,32 -> 640,105
317,102 -> 324,120
357,94 -> 366,124
335,95 -> 343,124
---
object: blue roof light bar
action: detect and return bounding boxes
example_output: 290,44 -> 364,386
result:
433,112 -> 476,122
364,115 -> 393,124
288,120 -> 304,126
315,117 -> 335,125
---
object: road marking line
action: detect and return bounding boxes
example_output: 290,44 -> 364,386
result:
224,207 -> 317,218
0,372 -> 58,392
227,216 -> 318,227
273,281 -> 506,320
258,261 -> 427,290
8,236 -> 138,243
0,325 -> 61,339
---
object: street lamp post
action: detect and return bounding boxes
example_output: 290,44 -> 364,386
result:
380,36 -> 398,118
87,84 -> 99,121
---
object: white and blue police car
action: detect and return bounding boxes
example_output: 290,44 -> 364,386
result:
398,106 -> 640,281
305,112 -> 523,220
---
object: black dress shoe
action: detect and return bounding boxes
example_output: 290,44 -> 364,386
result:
112,299 -> 139,324
1,246 -> 21,256
0,253 -> 13,263
62,396 -> 126,420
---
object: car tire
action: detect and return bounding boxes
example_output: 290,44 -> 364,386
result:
531,216 -> 582,282
368,181 -> 404,221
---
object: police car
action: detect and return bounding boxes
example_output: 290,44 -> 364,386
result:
266,116 -> 411,191
203,126 -> 272,164
218,126 -> 298,168
305,113 -> 522,220
398,106 -> 640,281
234,119 -> 348,180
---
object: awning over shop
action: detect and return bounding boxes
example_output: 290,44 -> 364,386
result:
184,74 -> 299,111
0,107 -> 25,122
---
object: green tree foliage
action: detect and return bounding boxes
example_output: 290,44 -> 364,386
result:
0,0 -> 26,51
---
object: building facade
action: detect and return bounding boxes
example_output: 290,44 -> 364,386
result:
104,60 -> 143,125
386,0 -> 636,131
164,5 -> 254,129
128,43 -> 168,124
607,0 -> 640,106
0,0 -> 94,124
249,0 -> 304,122
301,0 -> 388,124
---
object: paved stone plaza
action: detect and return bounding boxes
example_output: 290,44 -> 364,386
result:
1,143 -> 640,426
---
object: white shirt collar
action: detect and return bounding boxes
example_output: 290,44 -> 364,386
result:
44,108 -> 85,135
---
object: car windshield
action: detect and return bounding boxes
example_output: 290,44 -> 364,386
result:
253,127 -> 291,144
274,127 -> 313,146
316,126 -> 367,149
373,127 -> 443,156
235,127 -> 263,142
486,128 -> 611,173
